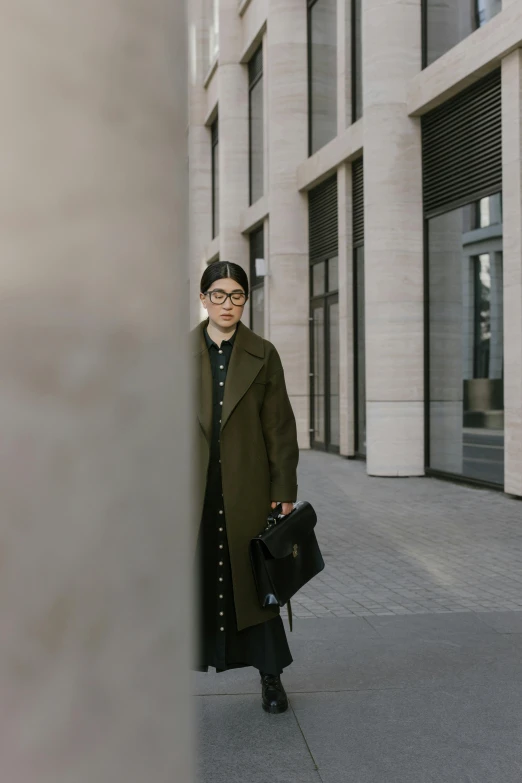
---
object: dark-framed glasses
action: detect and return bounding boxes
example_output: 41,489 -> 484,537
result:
205,289 -> 247,306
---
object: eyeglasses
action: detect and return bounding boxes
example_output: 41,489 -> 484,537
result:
205,289 -> 247,306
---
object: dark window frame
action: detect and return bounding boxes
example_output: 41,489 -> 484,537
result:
351,0 -> 362,123
211,117 -> 219,239
249,225 -> 265,334
352,157 -> 365,457
248,45 -> 264,206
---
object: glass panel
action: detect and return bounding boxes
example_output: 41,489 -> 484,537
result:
425,0 -> 502,67
328,300 -> 340,449
428,195 -> 504,485
352,0 -> 363,122
355,246 -> 366,455
309,0 -> 337,154
249,75 -> 264,204
313,262 -> 326,296
251,286 -> 265,338
312,304 -> 325,444
212,138 -> 219,239
328,256 -> 339,292
249,227 -> 265,287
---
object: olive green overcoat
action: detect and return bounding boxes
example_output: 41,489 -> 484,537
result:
193,319 -> 299,632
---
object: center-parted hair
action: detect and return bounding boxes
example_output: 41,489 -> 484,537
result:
200,260 -> 249,299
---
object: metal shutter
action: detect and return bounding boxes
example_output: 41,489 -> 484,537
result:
422,69 -> 502,218
309,175 -> 338,262
352,156 -> 364,247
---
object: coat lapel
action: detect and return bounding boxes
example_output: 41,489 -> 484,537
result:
221,322 -> 264,432
193,321 -> 212,443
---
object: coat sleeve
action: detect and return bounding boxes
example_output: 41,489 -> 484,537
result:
260,349 -> 299,502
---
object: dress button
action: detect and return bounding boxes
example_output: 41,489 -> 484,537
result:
219,401 -> 223,406
219,612 -> 224,617
220,627 -> 225,632
219,561 -> 223,566
220,365 -> 224,370
219,382 -> 224,387
219,510 -> 223,515
219,544 -> 223,549
219,594 -> 224,599
219,577 -> 223,582
219,527 -> 224,532
218,350 -> 223,355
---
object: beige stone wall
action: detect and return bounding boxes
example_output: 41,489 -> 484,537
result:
189,0 -> 522,494
0,0 -> 193,780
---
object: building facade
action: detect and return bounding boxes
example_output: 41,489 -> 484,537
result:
188,0 -> 522,497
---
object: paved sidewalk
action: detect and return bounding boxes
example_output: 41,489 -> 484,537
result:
196,452 -> 522,783
293,452 -> 522,618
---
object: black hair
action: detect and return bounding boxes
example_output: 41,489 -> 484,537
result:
200,260 -> 249,299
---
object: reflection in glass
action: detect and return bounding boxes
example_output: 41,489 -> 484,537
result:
425,0 -> 502,67
309,0 -> 337,154
251,287 -> 265,338
428,194 -> 504,485
328,300 -> 340,448
355,246 -> 366,455
313,303 -> 325,444
313,262 -> 326,296
207,0 -> 219,67
249,48 -> 264,205
328,256 -> 339,292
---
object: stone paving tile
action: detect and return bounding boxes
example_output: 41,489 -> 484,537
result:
292,451 -> 522,619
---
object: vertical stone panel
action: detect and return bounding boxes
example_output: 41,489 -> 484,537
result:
338,164 -> 355,456
0,1 -> 192,780
502,49 -> 522,497
363,0 -> 424,476
267,0 -> 310,448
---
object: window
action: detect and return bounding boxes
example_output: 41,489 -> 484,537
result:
249,227 -> 265,337
249,46 -> 264,206
211,118 -> 219,239
308,0 -> 337,155
352,157 -> 365,455
351,0 -> 363,122
427,195 -> 504,486
422,0 -> 502,68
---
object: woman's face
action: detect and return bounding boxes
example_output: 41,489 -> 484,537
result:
200,277 -> 246,330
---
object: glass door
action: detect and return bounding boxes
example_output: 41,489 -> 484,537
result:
310,257 -> 340,453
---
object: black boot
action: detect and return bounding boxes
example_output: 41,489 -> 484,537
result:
260,672 -> 289,714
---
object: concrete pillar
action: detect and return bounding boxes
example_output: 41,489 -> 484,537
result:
363,0 -> 424,476
502,49 -> 522,497
218,0 -> 249,270
189,0 -> 214,325
267,0 -> 310,448
338,164 -> 355,456
0,1 -> 193,780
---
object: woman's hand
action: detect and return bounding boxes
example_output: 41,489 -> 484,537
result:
271,501 -> 294,516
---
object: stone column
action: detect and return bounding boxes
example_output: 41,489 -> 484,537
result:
363,0 -> 424,476
189,0 -> 214,325
267,0 -> 310,448
0,1 -> 193,780
502,49 -> 522,497
338,164 -> 355,456
218,0 -> 249,271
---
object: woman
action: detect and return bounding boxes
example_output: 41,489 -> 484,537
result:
193,259 -> 299,714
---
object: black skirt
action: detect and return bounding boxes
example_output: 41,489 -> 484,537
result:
195,455 -> 292,676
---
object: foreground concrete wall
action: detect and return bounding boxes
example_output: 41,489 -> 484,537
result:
0,1 -> 193,780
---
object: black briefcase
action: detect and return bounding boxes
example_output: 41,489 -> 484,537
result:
249,501 -> 325,628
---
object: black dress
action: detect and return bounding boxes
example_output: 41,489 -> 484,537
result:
196,328 -> 292,676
